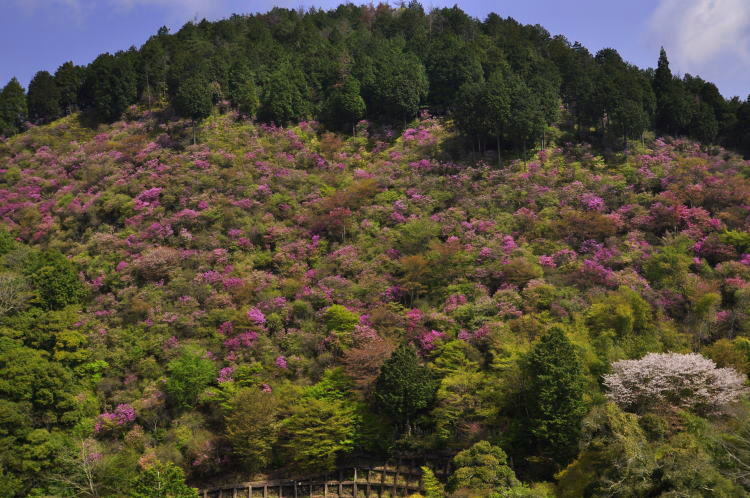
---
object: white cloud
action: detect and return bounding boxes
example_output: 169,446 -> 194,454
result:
108,0 -> 229,19
649,0 -> 750,95
13,0 -> 88,22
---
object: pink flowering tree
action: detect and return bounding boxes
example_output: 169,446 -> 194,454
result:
603,352 -> 747,415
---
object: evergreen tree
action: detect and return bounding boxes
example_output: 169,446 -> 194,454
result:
421,466 -> 445,498
425,34 -> 483,113
324,76 -> 365,132
137,36 -> 168,106
227,62 -> 258,117
0,77 -> 27,136
53,62 -> 83,115
80,52 -> 138,122
689,100 -> 719,144
362,39 -> 428,123
653,48 -> 693,136
27,71 -> 61,123
453,79 -> 490,151
506,73 -> 545,159
523,327 -> 586,470
173,75 -> 213,144
258,60 -> 311,126
373,342 -> 438,434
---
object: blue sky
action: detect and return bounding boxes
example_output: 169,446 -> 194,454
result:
1,0 -> 749,99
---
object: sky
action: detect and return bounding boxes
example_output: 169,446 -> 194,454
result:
1,0 -> 749,99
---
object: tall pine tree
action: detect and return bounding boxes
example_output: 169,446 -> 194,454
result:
523,327 -> 586,471
27,71 -> 60,123
0,77 -> 27,136
373,342 -> 438,435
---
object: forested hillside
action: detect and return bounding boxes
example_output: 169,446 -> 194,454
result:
1,3 -> 750,156
3,3 -> 750,498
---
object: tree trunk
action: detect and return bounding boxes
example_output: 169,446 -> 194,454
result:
192,120 -> 197,145
496,135 -> 501,167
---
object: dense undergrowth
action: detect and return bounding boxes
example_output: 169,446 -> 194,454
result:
2,108 -> 750,496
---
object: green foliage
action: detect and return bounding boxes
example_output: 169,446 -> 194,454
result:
227,63 -> 258,116
421,466 -> 445,498
373,343 -> 438,433
258,60 -> 311,126
0,78 -> 27,136
523,328 -> 586,470
27,71 -> 61,123
324,304 -> 359,333
224,388 -> 279,472
54,61 -> 84,114
325,76 -> 365,131
174,75 -> 213,125
362,40 -> 428,122
720,229 -> 750,253
81,52 -> 137,122
643,241 -> 693,287
165,351 -> 217,410
25,250 -> 85,310
280,396 -> 357,474
130,461 -> 199,498
586,286 -> 651,337
449,441 -> 522,495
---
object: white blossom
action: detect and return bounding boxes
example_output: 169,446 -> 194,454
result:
603,352 -> 747,414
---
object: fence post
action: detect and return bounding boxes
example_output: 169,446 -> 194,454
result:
351,467 -> 356,497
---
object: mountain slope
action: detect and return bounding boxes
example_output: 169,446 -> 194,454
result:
1,109 -> 750,495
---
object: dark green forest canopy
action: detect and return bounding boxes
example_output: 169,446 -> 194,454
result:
1,3 -> 750,156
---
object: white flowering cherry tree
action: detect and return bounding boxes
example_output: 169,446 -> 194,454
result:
603,352 -> 747,415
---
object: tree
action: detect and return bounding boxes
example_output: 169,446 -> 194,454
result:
421,466 -> 445,498
224,388 -> 279,472
373,342 -> 438,434
0,272 -> 30,316
361,39 -> 428,123
324,304 -> 359,333
26,250 -> 85,311
54,62 -> 83,115
80,52 -> 138,122
165,351 -> 216,410
258,60 -> 311,126
448,441 -> 523,495
130,461 -> 198,498
27,71 -> 61,123
689,100 -> 719,144
603,352 -> 747,415
523,327 -> 586,468
505,72 -> 545,159
0,77 -> 27,136
324,76 -> 365,132
653,48 -> 693,136
173,75 -> 212,144
425,34 -> 483,112
280,397 -> 356,474
555,402 -> 656,498
227,63 -> 258,116
137,36 -> 168,106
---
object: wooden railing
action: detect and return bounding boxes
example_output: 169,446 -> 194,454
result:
199,457 -> 452,498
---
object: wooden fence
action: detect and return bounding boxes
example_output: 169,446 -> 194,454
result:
199,457 -> 452,498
